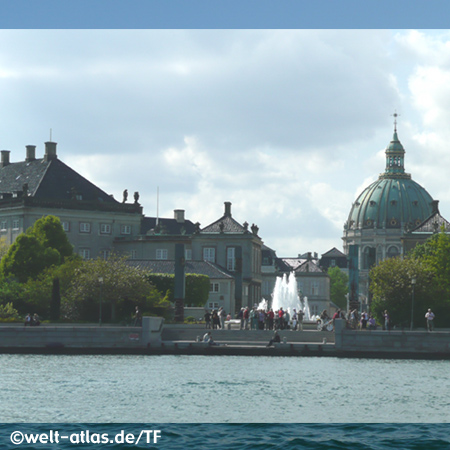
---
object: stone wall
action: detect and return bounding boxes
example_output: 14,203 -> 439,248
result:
334,319 -> 450,356
0,317 -> 163,349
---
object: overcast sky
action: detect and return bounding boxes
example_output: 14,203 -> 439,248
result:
1,29 -> 450,256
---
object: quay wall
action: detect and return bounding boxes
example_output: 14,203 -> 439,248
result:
162,325 -> 334,344
0,317 -> 163,350
334,319 -> 450,357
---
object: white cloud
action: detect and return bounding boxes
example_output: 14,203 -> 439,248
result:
5,29 -> 450,256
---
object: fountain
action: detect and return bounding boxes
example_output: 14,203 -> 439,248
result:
270,272 -> 311,320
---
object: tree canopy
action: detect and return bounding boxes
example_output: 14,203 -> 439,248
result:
62,255 -> 168,322
0,215 -> 73,282
328,266 -> 348,309
370,230 -> 450,328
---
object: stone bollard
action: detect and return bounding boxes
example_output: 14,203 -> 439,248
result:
196,336 -> 201,342
283,336 -> 287,344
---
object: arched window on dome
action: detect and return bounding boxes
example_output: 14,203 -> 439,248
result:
362,247 -> 376,270
386,246 -> 399,259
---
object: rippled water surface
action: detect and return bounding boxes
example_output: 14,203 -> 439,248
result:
1,355 -> 449,422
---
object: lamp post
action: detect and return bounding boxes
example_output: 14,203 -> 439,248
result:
98,276 -> 103,326
410,277 -> 416,331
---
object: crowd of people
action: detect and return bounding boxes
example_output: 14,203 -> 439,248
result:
203,305 -> 437,332
235,306 -> 306,331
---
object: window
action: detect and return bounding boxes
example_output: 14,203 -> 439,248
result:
130,250 -> 137,260
61,221 -> 70,232
210,283 -> 220,293
79,222 -> 91,233
12,219 -> 19,230
156,249 -> 168,260
0,221 -> 7,231
79,248 -> 90,259
203,247 -> 215,263
121,225 -> 131,235
311,281 -> 319,296
185,249 -> 192,261
100,224 -> 111,234
331,259 -> 336,267
100,249 -> 110,260
310,305 -> 319,316
227,247 -> 235,271
387,246 -> 399,259
262,281 -> 271,296
208,302 -> 219,310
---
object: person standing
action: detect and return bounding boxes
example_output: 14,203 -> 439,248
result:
219,307 -> 226,330
204,310 -> 212,329
238,308 -> 244,329
267,309 -> 275,330
384,310 -> 390,331
425,308 -> 435,332
243,307 -> 250,330
297,309 -> 304,331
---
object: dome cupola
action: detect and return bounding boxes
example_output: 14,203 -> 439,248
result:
345,115 -> 434,231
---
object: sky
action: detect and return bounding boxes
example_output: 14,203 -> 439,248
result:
1,5 -> 450,257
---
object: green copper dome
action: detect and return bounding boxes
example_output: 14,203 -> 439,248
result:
346,130 -> 434,230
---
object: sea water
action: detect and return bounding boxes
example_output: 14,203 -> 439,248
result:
1,354 -> 448,423
1,355 -> 450,449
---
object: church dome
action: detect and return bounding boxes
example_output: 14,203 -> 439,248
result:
346,127 -> 434,231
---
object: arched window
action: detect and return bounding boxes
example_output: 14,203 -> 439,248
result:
386,246 -> 399,259
363,247 -> 376,270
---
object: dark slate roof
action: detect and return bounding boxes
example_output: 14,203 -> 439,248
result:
321,247 -> 346,258
0,156 -> 117,203
295,260 -> 325,273
141,217 -> 196,236
279,258 -> 304,271
200,215 -> 248,234
409,211 -> 450,234
126,259 -> 234,279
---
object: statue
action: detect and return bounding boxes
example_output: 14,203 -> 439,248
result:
122,189 -> 128,203
134,191 -> 140,204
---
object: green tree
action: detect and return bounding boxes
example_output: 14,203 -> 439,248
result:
0,237 -> 9,260
0,215 -> 73,283
63,255 -> 167,322
0,234 -> 60,282
29,215 -> 73,260
369,256 -> 438,328
147,273 -> 210,307
410,230 -> 450,298
328,266 -> 348,309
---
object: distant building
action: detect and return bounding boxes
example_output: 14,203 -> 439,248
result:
191,202 -> 263,311
342,122 -> 442,306
319,247 -> 348,273
0,142 -> 142,259
261,247 -> 331,316
401,202 -> 450,253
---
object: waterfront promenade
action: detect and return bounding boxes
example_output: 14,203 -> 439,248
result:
1,318 -> 450,358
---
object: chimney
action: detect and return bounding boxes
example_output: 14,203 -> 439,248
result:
174,209 -> 185,223
431,200 -> 440,215
44,141 -> 57,161
26,145 -> 36,162
0,150 -> 10,167
307,252 -> 312,261
224,201 -> 232,217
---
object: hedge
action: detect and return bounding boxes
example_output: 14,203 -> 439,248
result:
147,273 -> 210,307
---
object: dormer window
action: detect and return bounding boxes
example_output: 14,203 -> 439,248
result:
390,200 -> 397,206
370,201 -> 376,206
412,201 -> 418,206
